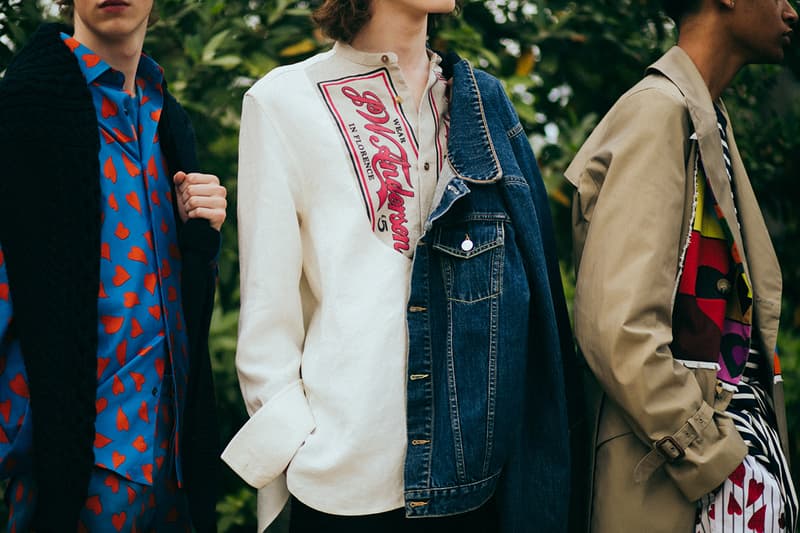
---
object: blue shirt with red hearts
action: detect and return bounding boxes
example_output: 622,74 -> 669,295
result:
0,33 -> 189,486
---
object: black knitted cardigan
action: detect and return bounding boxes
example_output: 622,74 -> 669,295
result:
0,24 -> 220,531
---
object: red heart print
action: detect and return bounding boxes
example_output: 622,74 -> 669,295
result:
747,505 -> 766,533
123,292 -> 140,308
130,372 -> 145,392
9,374 -> 29,398
112,375 -> 125,395
138,401 -> 149,423
133,435 -> 148,452
126,192 -> 142,213
128,246 -> 147,264
727,494 -> 742,516
101,315 -> 124,335
96,397 -> 108,414
729,462 -> 746,488
85,495 -> 103,515
114,222 -> 130,240
101,96 -> 117,118
103,157 -> 117,183
112,511 -> 127,531
747,479 -> 765,507
111,451 -> 126,468
104,473 -> 120,493
116,407 -> 129,431
94,432 -> 111,448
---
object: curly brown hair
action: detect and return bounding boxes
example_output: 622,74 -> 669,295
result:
312,0 -> 459,43
312,0 -> 371,43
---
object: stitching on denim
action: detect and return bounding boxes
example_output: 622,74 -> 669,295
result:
506,122 -> 524,139
445,297 -> 468,483
482,236 -> 502,476
447,62 -> 503,184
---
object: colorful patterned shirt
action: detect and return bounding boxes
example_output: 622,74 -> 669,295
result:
0,34 -> 189,486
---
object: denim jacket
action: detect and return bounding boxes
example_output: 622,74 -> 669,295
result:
403,52 -> 574,531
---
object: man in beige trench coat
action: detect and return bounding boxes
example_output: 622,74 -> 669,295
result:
566,0 -> 798,531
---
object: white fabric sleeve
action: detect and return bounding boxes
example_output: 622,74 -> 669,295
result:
221,92 -> 315,489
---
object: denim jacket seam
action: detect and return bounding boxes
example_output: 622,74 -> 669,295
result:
444,309 -> 468,483
448,62 -> 503,184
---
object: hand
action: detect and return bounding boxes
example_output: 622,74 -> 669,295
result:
173,171 -> 227,231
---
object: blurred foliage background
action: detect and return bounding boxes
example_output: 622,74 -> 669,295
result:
2,0 -> 800,531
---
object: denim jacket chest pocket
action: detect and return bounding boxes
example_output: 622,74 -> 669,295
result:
432,216 -> 506,304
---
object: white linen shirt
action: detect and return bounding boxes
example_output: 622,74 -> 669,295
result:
222,43 -> 449,531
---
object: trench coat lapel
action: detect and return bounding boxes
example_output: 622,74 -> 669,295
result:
721,103 -> 783,363
648,47 -> 751,285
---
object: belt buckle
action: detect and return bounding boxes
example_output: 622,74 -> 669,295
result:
655,436 -> 685,462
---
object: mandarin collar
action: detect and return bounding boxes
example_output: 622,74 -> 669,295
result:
332,41 -> 443,73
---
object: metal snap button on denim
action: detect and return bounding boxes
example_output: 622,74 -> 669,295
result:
461,235 -> 474,252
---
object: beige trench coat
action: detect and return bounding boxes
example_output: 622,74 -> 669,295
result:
565,47 -> 789,533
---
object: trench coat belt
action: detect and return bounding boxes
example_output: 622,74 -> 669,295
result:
633,402 -> 715,483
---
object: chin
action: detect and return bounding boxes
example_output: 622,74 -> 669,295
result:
766,48 -> 786,64
748,46 -> 786,65
430,1 -> 456,13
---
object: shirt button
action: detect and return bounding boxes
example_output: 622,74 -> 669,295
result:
423,162 -> 431,171
152,387 -> 159,397
717,278 -> 732,295
381,54 -> 390,63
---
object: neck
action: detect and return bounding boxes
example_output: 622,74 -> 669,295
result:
677,16 -> 745,101
73,26 -> 147,94
350,2 -> 431,108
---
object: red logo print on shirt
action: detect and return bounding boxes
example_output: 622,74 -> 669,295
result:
319,69 -> 419,254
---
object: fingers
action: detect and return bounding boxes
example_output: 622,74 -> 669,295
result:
174,172 -> 219,186
173,170 -> 188,185
178,183 -> 227,205
173,172 -> 227,231
186,206 -> 227,230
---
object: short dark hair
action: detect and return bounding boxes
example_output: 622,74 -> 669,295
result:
661,0 -> 702,23
312,0 -> 460,43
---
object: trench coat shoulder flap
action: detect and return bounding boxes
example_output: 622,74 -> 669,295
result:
566,45 -> 749,503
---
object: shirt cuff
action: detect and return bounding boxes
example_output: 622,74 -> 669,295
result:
221,380 -> 315,488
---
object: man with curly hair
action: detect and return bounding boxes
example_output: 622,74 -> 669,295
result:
0,0 -> 226,530
567,0 -> 798,531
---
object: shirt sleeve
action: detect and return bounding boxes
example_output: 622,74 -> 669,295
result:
0,243 -> 12,338
572,88 -> 747,501
220,92 -> 315,489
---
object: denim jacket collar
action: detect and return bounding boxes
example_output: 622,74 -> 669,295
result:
441,52 -> 503,183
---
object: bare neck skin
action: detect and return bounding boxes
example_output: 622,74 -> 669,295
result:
351,3 -> 432,110
677,13 -> 745,101
73,21 -> 148,94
